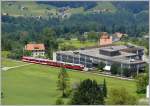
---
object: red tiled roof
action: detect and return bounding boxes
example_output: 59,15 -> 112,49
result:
25,44 -> 45,51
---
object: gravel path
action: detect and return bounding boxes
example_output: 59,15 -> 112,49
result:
1,63 -> 33,71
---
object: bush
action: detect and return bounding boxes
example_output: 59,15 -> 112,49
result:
56,98 -> 64,105
97,62 -> 105,70
136,73 -> 148,93
8,49 -> 23,59
108,87 -> 137,105
122,68 -> 131,77
65,89 -> 72,97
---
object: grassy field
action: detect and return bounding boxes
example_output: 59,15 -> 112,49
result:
1,58 -> 26,67
59,39 -> 97,49
1,58 -> 144,105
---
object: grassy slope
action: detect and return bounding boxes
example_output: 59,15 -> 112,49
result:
1,59 -> 143,105
2,1 -> 117,17
91,1 -> 117,13
1,1 -> 56,17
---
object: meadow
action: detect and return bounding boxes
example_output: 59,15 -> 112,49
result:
59,39 -> 97,49
1,58 -> 143,105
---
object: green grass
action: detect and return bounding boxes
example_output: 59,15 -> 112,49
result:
1,58 -> 26,67
1,51 -> 11,58
91,1 -> 117,13
2,1 -> 117,17
112,41 -> 127,45
70,7 -> 85,14
2,1 -> 57,17
2,59 -> 144,105
59,39 -> 97,49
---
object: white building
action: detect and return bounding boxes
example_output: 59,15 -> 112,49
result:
24,43 -> 45,57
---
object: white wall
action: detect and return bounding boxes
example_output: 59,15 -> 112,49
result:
53,52 -> 56,61
146,85 -> 149,98
32,51 -> 45,57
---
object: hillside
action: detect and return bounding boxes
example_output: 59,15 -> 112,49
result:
1,1 -> 57,17
2,1 -> 148,17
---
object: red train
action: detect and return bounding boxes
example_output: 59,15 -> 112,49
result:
22,56 -> 84,71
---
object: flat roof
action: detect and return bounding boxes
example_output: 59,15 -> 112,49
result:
99,45 -> 127,52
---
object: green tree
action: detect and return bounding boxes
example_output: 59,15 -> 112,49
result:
57,67 -> 70,97
98,61 -> 105,70
122,68 -> 131,77
136,73 -> 148,93
108,87 -> 137,105
87,31 -> 98,41
23,50 -> 32,56
110,63 -> 120,75
8,48 -> 23,59
42,27 -> 58,59
103,79 -> 107,97
70,79 -> 104,105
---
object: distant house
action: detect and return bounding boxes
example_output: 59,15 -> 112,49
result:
2,13 -> 8,16
112,32 -> 127,42
115,32 -> 123,38
24,43 -> 45,57
99,32 -> 112,46
21,6 -> 28,11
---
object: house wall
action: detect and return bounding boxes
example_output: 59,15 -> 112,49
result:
32,50 -> 45,57
99,36 -> 112,46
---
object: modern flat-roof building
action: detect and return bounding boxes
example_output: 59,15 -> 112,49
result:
53,45 -> 145,75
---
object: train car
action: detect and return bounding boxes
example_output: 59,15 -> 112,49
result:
22,56 -> 84,71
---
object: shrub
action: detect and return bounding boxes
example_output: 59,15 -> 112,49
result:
136,73 -> 148,93
108,87 -> 137,105
56,98 -> 64,105
110,63 -> 120,75
98,61 -> 105,70
122,68 -> 131,77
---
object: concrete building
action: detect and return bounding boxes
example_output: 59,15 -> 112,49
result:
53,45 -> 145,75
25,43 -> 45,57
